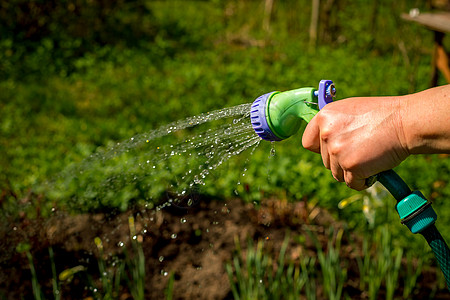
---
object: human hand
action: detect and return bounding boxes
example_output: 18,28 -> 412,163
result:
302,96 -> 410,190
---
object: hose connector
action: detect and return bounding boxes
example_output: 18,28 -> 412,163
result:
396,191 -> 437,234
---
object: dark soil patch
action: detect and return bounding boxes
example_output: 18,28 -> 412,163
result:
1,198 -> 449,299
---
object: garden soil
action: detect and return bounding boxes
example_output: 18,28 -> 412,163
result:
1,198 -> 449,299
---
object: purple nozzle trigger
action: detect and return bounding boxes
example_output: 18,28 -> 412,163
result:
318,80 -> 336,110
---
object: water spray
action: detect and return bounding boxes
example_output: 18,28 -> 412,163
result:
251,80 -> 450,290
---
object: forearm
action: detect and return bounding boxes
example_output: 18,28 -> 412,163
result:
401,85 -> 450,154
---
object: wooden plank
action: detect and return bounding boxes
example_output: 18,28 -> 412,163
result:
401,12 -> 450,33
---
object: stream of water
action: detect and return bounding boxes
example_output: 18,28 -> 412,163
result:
45,103 -> 262,211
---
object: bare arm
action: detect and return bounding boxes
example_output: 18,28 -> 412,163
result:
301,84 -> 450,191
402,85 -> 450,154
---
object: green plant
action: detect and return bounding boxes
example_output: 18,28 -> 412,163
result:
355,225 -> 404,300
165,272 -> 175,300
307,228 -> 347,300
48,247 -> 61,300
300,256 -> 317,300
94,237 -> 124,299
16,243 -> 43,300
226,234 -> 313,300
402,250 -> 424,298
123,216 -> 146,300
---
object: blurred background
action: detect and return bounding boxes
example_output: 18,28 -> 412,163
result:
1,0 -> 450,299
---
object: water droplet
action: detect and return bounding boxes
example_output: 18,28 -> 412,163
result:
171,233 -> 177,239
194,175 -> 202,184
270,143 -> 276,156
180,218 -> 187,224
118,241 -> 124,247
233,119 -> 239,124
187,199 -> 193,206
159,256 -> 164,262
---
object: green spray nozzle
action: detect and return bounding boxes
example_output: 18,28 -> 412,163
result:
266,88 -> 319,140
250,80 -> 335,141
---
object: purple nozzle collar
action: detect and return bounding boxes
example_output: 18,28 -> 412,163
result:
250,92 -> 282,141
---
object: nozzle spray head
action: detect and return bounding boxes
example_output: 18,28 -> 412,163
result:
251,80 -> 335,141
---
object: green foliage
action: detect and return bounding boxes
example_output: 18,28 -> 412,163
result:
0,0 -> 157,80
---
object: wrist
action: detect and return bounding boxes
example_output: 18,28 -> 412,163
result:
393,96 -> 413,156
397,95 -> 415,154
398,86 -> 449,154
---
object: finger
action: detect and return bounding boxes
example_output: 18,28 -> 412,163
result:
330,159 -> 344,182
320,140 -> 330,169
344,170 -> 367,191
302,115 -> 321,153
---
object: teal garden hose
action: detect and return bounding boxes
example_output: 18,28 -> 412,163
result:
250,80 -> 450,290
